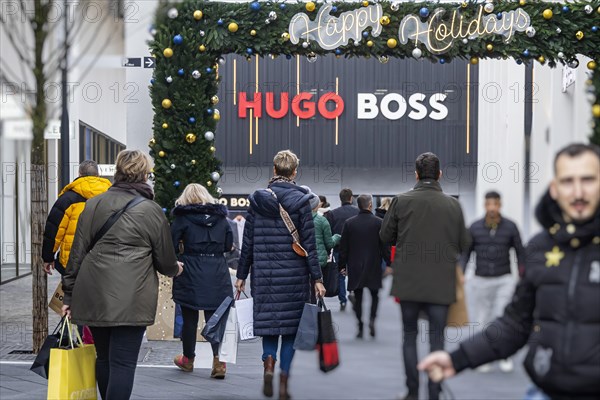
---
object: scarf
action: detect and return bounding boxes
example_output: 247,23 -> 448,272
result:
268,175 -> 296,186
111,181 -> 154,200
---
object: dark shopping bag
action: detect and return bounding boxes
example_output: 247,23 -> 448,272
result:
30,318 -> 68,379
293,303 -> 319,351
322,259 -> 339,298
173,304 -> 184,339
316,300 -> 340,373
200,296 -> 234,345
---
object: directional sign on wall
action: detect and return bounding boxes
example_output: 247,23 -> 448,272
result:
122,57 -> 141,67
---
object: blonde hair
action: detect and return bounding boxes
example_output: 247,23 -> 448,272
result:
175,183 -> 215,206
114,150 -> 151,183
273,150 -> 299,177
380,197 -> 392,211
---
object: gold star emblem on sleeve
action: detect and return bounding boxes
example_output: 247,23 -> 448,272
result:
545,246 -> 565,268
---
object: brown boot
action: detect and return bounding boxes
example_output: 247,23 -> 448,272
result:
279,373 -> 291,400
173,354 -> 194,372
263,355 -> 275,397
210,356 -> 226,379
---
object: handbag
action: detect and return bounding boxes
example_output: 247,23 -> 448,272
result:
218,305 -> 238,363
235,291 -> 255,341
266,189 -> 308,257
322,251 -> 339,298
293,303 -> 319,351
201,296 -> 234,344
316,299 -> 340,373
30,317 -> 68,379
447,266 -> 469,326
47,320 -> 97,400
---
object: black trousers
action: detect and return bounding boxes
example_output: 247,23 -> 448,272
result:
89,326 -> 146,400
353,287 -> 379,324
181,306 -> 219,358
400,301 -> 449,400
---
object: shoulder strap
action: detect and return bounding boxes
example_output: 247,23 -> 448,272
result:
86,196 -> 146,253
266,189 -> 301,243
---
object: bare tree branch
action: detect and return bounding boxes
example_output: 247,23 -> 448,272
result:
0,15 -> 34,68
76,24 -> 120,82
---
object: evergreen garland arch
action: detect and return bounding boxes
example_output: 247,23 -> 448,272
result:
149,0 -> 600,211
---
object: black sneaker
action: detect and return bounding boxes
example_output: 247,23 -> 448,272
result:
340,302 -> 346,312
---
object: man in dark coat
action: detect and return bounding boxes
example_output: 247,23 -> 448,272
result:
235,150 -> 326,400
326,188 -> 359,311
380,152 -> 470,400
419,143 -> 600,400
339,194 -> 391,339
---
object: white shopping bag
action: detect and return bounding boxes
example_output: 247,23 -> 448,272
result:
218,307 -> 238,364
236,296 -> 255,340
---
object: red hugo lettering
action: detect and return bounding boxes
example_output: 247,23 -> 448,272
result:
238,92 -> 345,119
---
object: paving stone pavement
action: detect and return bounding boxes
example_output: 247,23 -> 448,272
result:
1,275 -> 530,399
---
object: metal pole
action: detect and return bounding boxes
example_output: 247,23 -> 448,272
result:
59,0 -> 70,188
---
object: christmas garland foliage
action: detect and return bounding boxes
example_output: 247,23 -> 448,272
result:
149,0 -> 600,211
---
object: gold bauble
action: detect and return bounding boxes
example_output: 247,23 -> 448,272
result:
163,48 -> 173,58
193,10 -> 203,20
185,133 -> 197,143
538,56 -> 546,64
162,123 -> 168,129
542,9 -> 553,20
149,138 -> 156,145
576,31 -> 584,41
191,159 -> 197,165
380,16 -> 390,25
362,1 -> 369,6
592,104 -> 600,118
210,146 -> 216,153
161,99 -> 172,109
486,44 -> 493,51
206,181 -> 213,187
158,151 -> 166,158
470,56 -> 479,65
199,44 -> 206,52
598,6 -> 600,15
519,0 -> 526,6
461,2 -> 468,8
367,40 -> 374,47
281,32 -> 290,41
306,2 -> 315,12
228,22 -> 239,33
213,113 -> 221,121
387,38 -> 397,48
588,61 -> 597,70
250,29 -> 257,36
211,95 -> 219,104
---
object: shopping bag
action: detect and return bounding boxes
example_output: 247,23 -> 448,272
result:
47,320 -> 97,400
48,282 -> 64,315
322,252 -> 339,298
293,303 -> 318,351
235,292 -> 255,341
201,296 -> 233,345
173,304 -> 184,338
218,306 -> 238,364
316,300 -> 339,373
30,318 -> 67,379
447,266 -> 469,327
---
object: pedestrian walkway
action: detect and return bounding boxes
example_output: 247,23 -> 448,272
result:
1,275 -> 530,399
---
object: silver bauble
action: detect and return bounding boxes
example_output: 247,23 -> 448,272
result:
269,11 -> 277,20
556,27 -> 561,34
378,55 -> 389,64
484,3 -> 494,13
204,131 -> 215,141
354,40 -> 361,47
199,30 -> 205,37
210,172 -> 221,182
214,109 -> 220,115
557,52 -> 565,60
412,47 -> 423,59
265,19 -> 271,24
302,41 -> 309,48
307,52 -> 318,63
167,8 -> 178,19
584,5 -> 593,14
192,70 -> 201,79
391,3 -> 400,12
526,26 -> 536,38
218,57 -> 226,65
166,76 -> 173,83
462,38 -> 469,44
150,28 -> 157,36
567,58 -> 579,69
217,187 -> 223,196
170,164 -> 176,169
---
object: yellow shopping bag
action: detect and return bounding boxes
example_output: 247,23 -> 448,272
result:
47,320 -> 97,400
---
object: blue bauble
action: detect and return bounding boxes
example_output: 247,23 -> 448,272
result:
279,4 -> 286,10
217,18 -> 224,26
335,49 -> 342,55
174,181 -> 180,187
331,6 -> 338,13
177,68 -> 184,76
593,26 -> 599,33
362,31 -> 369,38
516,59 -> 523,65
439,58 -> 446,64
419,7 -> 430,18
523,49 -> 530,57
188,117 -> 196,124
150,79 -> 155,84
162,208 -> 168,213
206,67 -> 213,74
173,34 -> 183,45
496,13 -> 503,20
562,6 -> 569,13
246,48 -> 253,55
286,54 -> 292,60
207,108 -> 214,115
250,1 -> 261,11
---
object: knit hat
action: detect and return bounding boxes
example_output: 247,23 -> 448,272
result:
301,185 -> 320,210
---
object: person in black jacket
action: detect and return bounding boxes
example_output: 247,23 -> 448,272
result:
419,143 -> 600,400
339,194 -> 390,339
326,188 -> 359,311
171,184 -> 234,379
235,150 -> 326,400
461,190 -> 525,373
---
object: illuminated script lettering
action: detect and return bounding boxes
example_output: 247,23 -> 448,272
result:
399,6 -> 531,54
289,4 -> 383,50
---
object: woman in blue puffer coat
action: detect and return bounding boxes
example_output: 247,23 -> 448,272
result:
236,150 -> 326,400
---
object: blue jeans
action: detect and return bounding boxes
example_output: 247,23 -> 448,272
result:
524,386 -> 550,400
333,251 -> 347,304
262,335 -> 295,375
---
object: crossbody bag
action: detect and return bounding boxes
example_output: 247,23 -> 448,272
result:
266,189 -> 308,258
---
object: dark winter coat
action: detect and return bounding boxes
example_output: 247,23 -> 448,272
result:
339,210 -> 391,291
375,207 -> 387,219
326,203 -> 359,249
380,179 -> 471,305
237,182 -> 322,336
63,186 -> 179,327
451,191 -> 600,399
171,203 -> 233,310
461,216 -> 526,277
313,212 -> 340,267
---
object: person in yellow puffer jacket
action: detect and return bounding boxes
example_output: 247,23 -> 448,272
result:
42,160 -> 111,275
